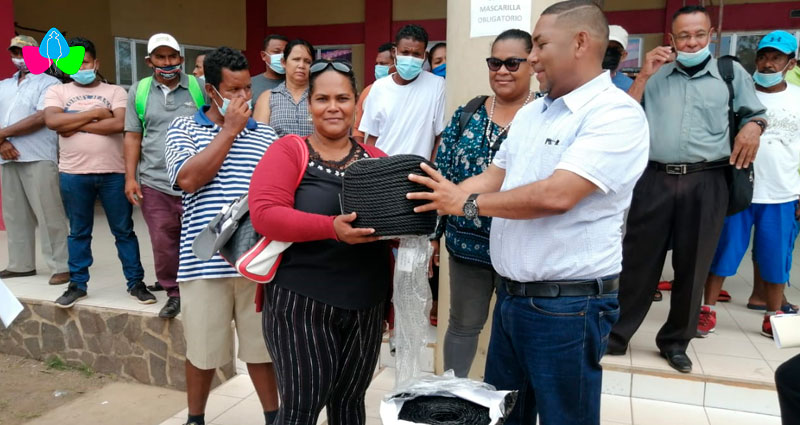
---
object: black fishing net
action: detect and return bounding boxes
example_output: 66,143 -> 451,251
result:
397,395 -> 492,425
342,154 -> 438,236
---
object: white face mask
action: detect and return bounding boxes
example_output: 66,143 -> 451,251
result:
11,57 -> 27,72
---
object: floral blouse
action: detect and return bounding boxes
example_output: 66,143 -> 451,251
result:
434,102 -> 509,269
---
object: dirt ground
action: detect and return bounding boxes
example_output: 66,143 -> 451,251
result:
0,353 -> 110,425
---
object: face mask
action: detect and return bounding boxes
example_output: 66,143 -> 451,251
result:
675,45 -> 711,68
395,55 -> 424,81
11,57 -> 27,72
602,48 -> 622,71
70,69 -> 97,85
155,64 -> 180,80
374,64 -> 391,80
269,54 -> 285,75
753,63 -> 789,88
212,86 -> 252,116
197,75 -> 205,84
432,63 -> 446,78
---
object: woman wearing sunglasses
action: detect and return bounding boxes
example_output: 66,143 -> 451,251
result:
253,39 -> 315,137
434,29 -> 535,378
248,60 -> 392,425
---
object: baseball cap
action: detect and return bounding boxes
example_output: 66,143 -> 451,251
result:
609,25 -> 629,49
147,33 -> 180,55
757,30 -> 798,55
8,35 -> 38,50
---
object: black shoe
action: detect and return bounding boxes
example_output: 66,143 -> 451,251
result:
129,281 -> 157,304
661,350 -> 692,373
0,269 -> 36,279
159,296 -> 180,318
605,345 -> 627,356
55,283 -> 87,309
147,281 -> 165,291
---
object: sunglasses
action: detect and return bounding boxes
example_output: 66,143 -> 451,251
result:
310,60 -> 353,75
486,57 -> 528,72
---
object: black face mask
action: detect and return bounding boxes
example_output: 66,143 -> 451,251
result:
602,47 -> 623,71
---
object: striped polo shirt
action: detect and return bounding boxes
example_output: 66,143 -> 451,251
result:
165,105 -> 277,282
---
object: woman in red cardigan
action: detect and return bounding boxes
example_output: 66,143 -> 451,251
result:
248,60 -> 392,425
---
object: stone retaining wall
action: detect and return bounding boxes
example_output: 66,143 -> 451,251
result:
0,300 -> 235,390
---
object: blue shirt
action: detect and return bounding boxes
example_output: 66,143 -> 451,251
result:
0,71 -> 60,164
435,103 -> 508,268
611,71 -> 633,91
165,106 -> 277,281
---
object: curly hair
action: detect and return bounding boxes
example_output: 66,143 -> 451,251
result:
204,46 -> 249,89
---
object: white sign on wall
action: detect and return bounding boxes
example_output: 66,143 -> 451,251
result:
470,0 -> 532,39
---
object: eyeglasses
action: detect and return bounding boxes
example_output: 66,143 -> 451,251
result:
486,57 -> 528,72
310,60 -> 353,75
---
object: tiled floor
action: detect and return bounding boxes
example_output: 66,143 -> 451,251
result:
2,207 -> 796,423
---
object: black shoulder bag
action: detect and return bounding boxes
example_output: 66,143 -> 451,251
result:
717,56 -> 755,216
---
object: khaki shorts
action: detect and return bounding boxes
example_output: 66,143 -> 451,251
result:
180,277 -> 271,369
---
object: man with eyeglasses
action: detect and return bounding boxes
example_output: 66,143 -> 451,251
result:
359,24 -> 445,161
607,5 -> 767,373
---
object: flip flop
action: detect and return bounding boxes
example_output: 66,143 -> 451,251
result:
717,290 -> 731,302
747,303 -> 767,311
747,303 -> 799,313
653,290 -> 663,302
657,280 -> 673,291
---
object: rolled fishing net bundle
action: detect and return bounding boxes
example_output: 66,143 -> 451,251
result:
341,154 -> 438,237
342,155 -> 437,385
380,372 -> 518,425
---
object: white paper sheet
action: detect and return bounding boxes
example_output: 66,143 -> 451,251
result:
771,313 -> 800,349
0,278 -> 24,327
470,0 -> 532,39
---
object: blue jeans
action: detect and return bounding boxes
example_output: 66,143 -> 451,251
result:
59,173 -> 144,291
484,281 -> 619,425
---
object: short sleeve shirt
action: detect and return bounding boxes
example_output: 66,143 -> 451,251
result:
0,72 -> 60,164
44,82 -> 127,174
124,73 -> 206,195
251,73 -> 282,109
165,106 -> 277,282
490,72 -> 650,282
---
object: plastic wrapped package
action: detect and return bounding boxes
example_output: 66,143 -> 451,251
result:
380,372 -> 518,425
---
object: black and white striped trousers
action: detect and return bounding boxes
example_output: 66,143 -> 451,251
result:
262,284 -> 385,425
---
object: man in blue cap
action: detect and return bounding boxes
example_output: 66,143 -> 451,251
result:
700,30 -> 800,339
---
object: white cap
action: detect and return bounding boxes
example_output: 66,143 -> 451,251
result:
609,25 -> 629,49
147,33 -> 180,55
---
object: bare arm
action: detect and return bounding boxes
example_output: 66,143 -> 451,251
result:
43,106 -> 111,133
458,164 -> 505,194
430,135 -> 442,162
252,91 -> 272,124
0,111 -> 47,139
627,46 -> 673,103
176,98 -> 251,193
365,134 -> 378,146
78,107 -> 125,135
123,131 -> 143,205
408,164 -> 596,220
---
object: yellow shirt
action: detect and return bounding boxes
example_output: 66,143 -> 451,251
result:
787,66 -> 800,88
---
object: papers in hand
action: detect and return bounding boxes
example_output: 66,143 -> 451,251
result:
770,313 -> 800,349
0,278 -> 24,327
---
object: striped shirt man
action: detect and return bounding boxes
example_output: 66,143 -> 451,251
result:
165,105 -> 277,281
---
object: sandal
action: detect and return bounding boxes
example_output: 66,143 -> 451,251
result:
657,280 -> 673,291
717,290 -> 731,302
653,290 -> 663,302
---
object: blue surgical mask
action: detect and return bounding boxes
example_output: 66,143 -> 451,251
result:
753,63 -> 789,88
675,45 -> 711,68
212,86 -> 252,116
197,75 -> 205,85
269,53 -> 285,75
432,63 -> 446,78
71,69 -> 96,85
155,64 -> 180,80
395,55 -> 424,81
374,64 -> 391,80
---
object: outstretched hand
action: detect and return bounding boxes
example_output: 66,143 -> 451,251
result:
407,163 -> 468,216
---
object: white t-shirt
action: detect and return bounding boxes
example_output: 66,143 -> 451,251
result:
753,84 -> 800,204
358,71 -> 446,158
490,72 -> 650,282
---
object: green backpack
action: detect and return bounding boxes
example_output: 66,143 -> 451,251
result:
135,75 -> 205,137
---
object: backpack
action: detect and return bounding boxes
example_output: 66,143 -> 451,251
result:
457,95 -> 489,137
135,75 -> 205,137
717,55 -> 755,216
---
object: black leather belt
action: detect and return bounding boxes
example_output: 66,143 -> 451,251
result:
647,159 -> 729,175
501,276 -> 619,298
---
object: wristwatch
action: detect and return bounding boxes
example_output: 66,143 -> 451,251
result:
463,193 -> 480,221
753,119 -> 767,135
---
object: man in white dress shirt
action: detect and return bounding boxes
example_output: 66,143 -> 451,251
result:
408,1 -> 649,423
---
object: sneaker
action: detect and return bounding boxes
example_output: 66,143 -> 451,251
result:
762,311 -> 783,338
696,306 -> 716,337
129,281 -> 157,304
55,283 -> 87,308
